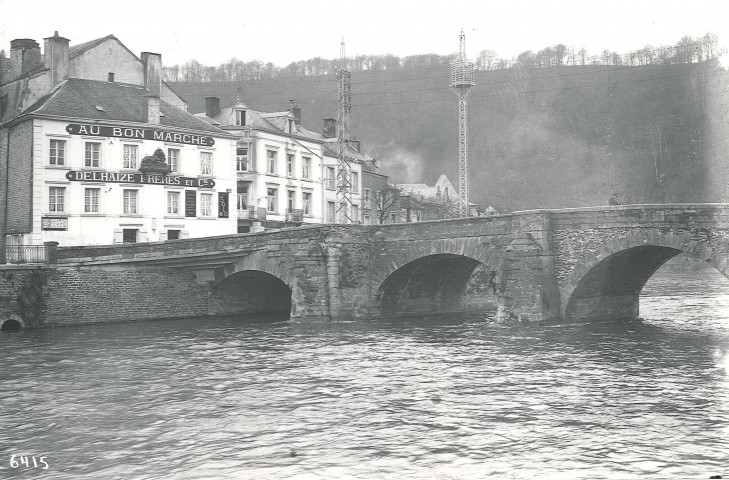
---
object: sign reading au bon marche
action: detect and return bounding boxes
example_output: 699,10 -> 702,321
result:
66,124 -> 215,147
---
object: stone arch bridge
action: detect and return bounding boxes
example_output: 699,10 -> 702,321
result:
8,204 -> 729,327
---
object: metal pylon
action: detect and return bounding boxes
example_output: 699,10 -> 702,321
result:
450,29 -> 475,217
336,38 -> 353,223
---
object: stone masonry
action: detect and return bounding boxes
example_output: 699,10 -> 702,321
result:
1,204 -> 728,327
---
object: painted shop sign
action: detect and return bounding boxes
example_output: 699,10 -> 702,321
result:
218,192 -> 229,218
41,217 -> 68,231
185,190 -> 196,217
65,171 -> 215,188
66,124 -> 215,146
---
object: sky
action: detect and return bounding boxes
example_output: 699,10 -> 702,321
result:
0,0 -> 727,67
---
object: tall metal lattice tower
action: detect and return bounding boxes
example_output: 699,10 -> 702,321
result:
336,38 -> 353,223
450,29 -> 475,217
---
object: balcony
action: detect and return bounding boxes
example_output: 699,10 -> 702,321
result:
237,206 -> 267,221
285,209 -> 304,223
5,243 -> 57,265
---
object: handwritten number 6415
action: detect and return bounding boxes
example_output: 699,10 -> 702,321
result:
10,454 -> 49,470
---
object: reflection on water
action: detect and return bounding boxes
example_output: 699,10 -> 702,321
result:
1,270 -> 728,479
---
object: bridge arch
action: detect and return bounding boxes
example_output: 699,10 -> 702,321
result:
372,238 -> 503,318
560,230 -> 729,321
209,251 -> 295,320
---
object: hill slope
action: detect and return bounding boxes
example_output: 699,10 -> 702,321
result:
170,61 -> 729,212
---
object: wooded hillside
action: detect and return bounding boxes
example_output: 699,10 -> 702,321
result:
170,60 -> 729,212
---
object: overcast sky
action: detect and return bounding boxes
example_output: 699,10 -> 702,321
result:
0,0 -> 727,67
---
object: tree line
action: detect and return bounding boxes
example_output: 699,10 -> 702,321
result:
162,33 -> 724,83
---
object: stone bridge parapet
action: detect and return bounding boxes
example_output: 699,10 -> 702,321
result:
2,204 -> 728,328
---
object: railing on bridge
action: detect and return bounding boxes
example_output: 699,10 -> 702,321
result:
5,243 -> 57,265
286,209 -> 304,223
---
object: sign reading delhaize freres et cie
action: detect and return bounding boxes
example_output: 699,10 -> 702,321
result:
66,171 -> 215,188
66,124 -> 215,146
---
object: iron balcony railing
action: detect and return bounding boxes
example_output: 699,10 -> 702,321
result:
237,205 -> 257,220
286,209 -> 304,222
5,245 -> 50,264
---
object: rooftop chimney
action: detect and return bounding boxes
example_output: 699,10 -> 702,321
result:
323,118 -> 336,138
141,52 -> 162,124
288,99 -> 301,125
10,38 -> 42,80
43,32 -> 70,88
205,97 -> 220,117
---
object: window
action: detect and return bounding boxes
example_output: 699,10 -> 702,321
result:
235,110 -> 246,126
236,147 -> 249,172
123,189 -> 138,214
352,204 -> 360,222
238,184 -> 249,210
108,72 -> 115,82
200,193 -> 213,217
84,142 -> 101,168
326,167 -> 335,190
49,139 -> 66,166
49,186 -> 65,212
199,151 -> 213,175
267,150 -> 277,174
167,191 -> 180,215
123,144 -> 138,169
364,188 -> 371,208
327,201 -> 336,223
364,214 -> 371,225
167,229 -> 180,240
287,154 -> 295,177
287,190 -> 295,211
84,188 -> 100,213
167,148 -> 180,173
390,212 -> 397,223
302,157 -> 311,179
123,229 -> 137,243
267,187 -> 277,212
303,192 -> 312,215
351,171 -> 359,193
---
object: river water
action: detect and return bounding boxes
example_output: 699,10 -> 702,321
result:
1,269 -> 729,479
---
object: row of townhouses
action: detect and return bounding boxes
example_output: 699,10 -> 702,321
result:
0,32 -> 380,253
0,32 -> 479,256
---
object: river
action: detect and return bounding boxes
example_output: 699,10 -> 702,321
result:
1,269 -> 728,479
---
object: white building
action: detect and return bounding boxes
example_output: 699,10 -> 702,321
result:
0,33 -> 238,249
196,98 -> 364,231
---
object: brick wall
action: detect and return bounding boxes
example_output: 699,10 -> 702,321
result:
41,266 -> 208,326
6,120 -> 33,233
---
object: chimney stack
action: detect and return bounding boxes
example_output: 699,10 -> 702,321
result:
141,52 -> 162,124
43,32 -> 70,88
288,99 -> 301,125
205,97 -> 220,117
10,38 -> 42,80
323,118 -> 336,138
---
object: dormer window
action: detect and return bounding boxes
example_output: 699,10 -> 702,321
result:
288,119 -> 294,133
235,110 -> 246,126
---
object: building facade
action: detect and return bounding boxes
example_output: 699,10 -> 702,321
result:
0,33 -> 237,254
196,99 -> 364,231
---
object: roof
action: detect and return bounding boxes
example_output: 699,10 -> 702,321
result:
21,78 -> 231,135
322,140 -> 373,163
69,34 -> 116,58
203,103 -> 327,143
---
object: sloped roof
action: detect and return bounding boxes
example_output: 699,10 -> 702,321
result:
21,78 -> 230,135
68,34 -> 117,58
322,140 -> 373,163
203,103 -> 326,143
